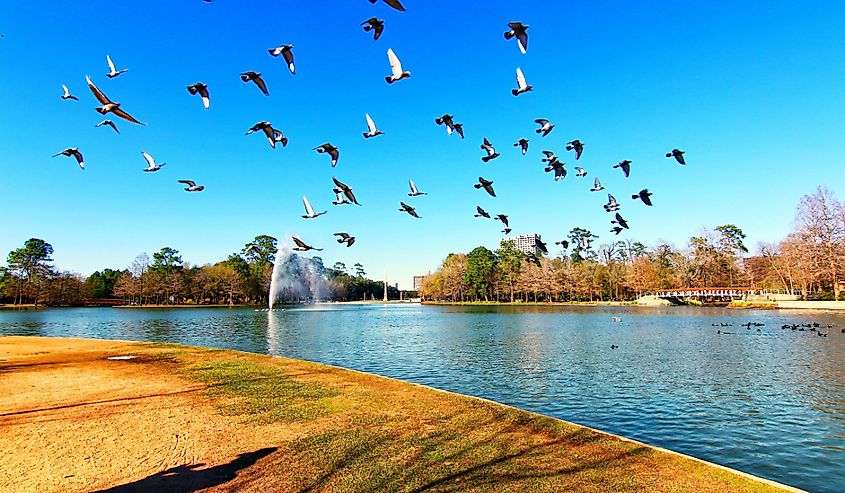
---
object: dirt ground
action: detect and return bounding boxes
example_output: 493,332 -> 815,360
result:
0,337 -> 800,493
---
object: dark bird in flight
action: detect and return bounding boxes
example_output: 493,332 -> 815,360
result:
246,122 -> 287,149
536,238 -> 548,254
370,0 -> 405,11
612,213 -> 630,229
604,194 -> 620,212
555,239 -> 569,249
614,160 -> 631,178
591,178 -> 605,192
105,55 -> 128,78
240,71 -> 269,96
400,201 -> 421,218
178,180 -> 204,192
525,252 -> 540,266
474,206 -> 491,218
86,75 -> 144,125
611,226 -> 624,235
52,148 -> 84,170
302,196 -> 326,219
633,189 -> 654,206
480,138 -> 500,162
95,119 -> 119,134
363,113 -> 384,138
61,84 -> 78,101
514,138 -> 529,155
385,48 -> 411,84
565,140 -> 584,160
292,236 -> 323,252
408,179 -> 426,196
494,214 -> 509,229
502,228 -> 512,235
142,151 -> 165,172
361,17 -> 385,40
334,233 -> 355,247
575,167 -> 587,177
544,160 -> 567,181
512,67 -> 532,96
453,123 -> 465,138
435,114 -> 460,136
268,45 -> 295,75
313,143 -> 340,167
666,148 -> 686,165
504,22 -> 529,54
541,150 -> 559,164
332,189 -> 350,205
186,82 -> 210,110
333,177 -> 361,205
534,118 -> 554,136
474,177 -> 496,197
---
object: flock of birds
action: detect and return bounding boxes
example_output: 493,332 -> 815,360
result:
49,0 -> 688,256
713,321 -> 844,337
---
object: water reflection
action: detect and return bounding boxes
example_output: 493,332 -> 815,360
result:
1,304 -> 844,491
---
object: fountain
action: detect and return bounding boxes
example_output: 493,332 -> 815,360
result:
268,239 -> 328,310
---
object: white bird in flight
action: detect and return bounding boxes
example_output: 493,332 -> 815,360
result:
512,67 -> 533,96
385,48 -> 411,84
408,179 -> 426,197
363,113 -> 384,138
61,84 -> 78,101
105,55 -> 128,78
142,151 -> 165,172
301,196 -> 326,219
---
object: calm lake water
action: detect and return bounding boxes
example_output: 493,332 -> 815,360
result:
2,304 -> 844,492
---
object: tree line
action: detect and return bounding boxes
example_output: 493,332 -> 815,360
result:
0,234 -> 400,306
420,187 -> 845,302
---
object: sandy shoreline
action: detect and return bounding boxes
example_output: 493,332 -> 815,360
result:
0,336 -> 802,492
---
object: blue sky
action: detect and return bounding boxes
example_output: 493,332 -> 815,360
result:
1,1 -> 844,288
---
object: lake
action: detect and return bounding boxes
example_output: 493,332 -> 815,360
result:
2,304 -> 843,492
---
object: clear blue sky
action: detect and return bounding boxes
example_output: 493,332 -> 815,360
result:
1,1 -> 844,289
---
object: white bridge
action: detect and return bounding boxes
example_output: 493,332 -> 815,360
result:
651,287 -> 756,304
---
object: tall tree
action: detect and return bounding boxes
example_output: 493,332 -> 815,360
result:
465,246 -> 496,301
6,238 -> 54,305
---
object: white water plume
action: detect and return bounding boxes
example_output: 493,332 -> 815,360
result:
268,239 -> 328,309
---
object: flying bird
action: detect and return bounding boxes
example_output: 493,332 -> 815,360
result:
385,48 -> 411,84
332,189 -> 351,205
369,0 -> 405,11
302,196 -> 326,219
435,114 -> 463,137
575,167 -> 587,177
612,213 -> 630,229
544,160 -> 567,181
292,236 -> 323,252
480,138 -> 500,162
240,71 -> 269,96
611,226 -> 624,236
512,67 -> 533,96
494,214 -> 509,229
565,140 -> 584,160
474,206 -> 491,218
141,151 -> 165,172
453,123 -> 465,138
313,143 -> 339,167
334,233 -> 356,247
267,45 -> 295,75
86,75 -> 144,125
399,201 -> 421,218
541,150 -> 559,164
502,228 -> 512,235
178,180 -> 204,192
60,84 -> 78,101
614,160 -> 631,178
633,189 -> 654,206
504,22 -> 529,54
666,148 -> 686,165
604,194 -> 620,212
591,178 -> 605,192
333,177 -> 360,205
52,148 -> 84,170
555,240 -> 570,249
581,236 -> 592,250
105,55 -> 128,78
246,122 -> 287,149
361,17 -> 384,40
534,119 -> 554,136
536,238 -> 548,254
408,179 -> 426,196
514,138 -> 529,155
363,113 -> 384,138
474,177 -> 496,197
186,82 -> 210,110
95,119 -> 119,134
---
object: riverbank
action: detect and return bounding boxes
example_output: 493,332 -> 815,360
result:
0,337 -> 799,492
423,301 -> 638,307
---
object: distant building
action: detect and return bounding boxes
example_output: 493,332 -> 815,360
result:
413,275 -> 427,291
502,233 -> 543,255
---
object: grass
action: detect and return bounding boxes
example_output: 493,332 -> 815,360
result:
124,342 -> 793,492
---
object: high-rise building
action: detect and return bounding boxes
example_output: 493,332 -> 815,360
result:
413,275 -> 427,291
501,233 -> 543,255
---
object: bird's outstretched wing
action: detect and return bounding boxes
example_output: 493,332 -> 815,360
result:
179,180 -> 196,187
383,0 -> 406,11
387,48 -> 403,77
113,107 -> 144,125
86,75 -> 111,105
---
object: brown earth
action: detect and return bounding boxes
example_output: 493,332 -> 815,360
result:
0,337 -> 800,492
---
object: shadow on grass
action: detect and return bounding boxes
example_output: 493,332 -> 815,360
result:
92,447 -> 277,493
